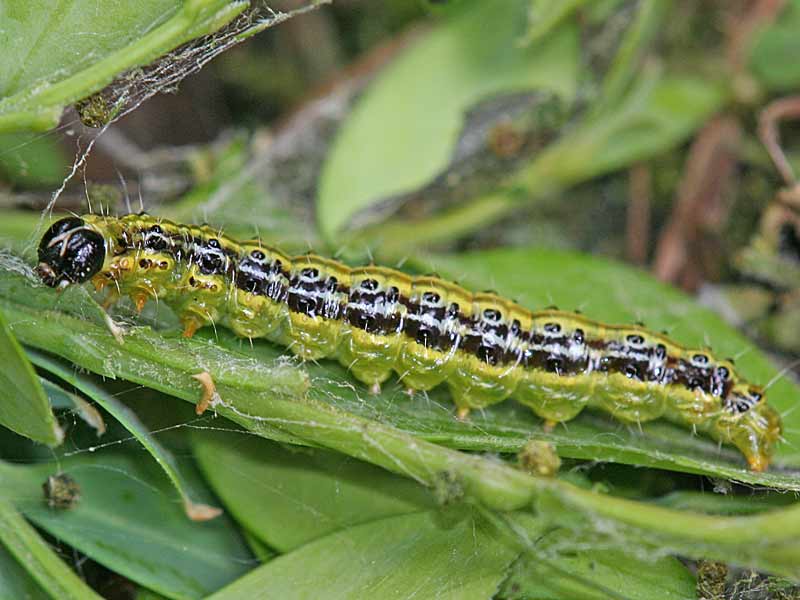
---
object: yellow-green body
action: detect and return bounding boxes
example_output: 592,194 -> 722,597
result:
71,214 -> 782,471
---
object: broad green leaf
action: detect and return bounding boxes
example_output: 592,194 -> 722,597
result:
0,451 -> 253,600
317,0 -> 579,242
32,350 -> 222,521
0,541 -> 49,600
748,0 -> 800,92
208,511 -> 518,600
136,590 -> 172,600
3,259 -> 800,576
0,0 -> 248,132
195,430 -> 698,598
0,0 -> 324,133
0,497 -> 101,600
192,430 -> 433,551
348,70 -> 725,254
0,306 -> 62,446
195,430 -> 699,598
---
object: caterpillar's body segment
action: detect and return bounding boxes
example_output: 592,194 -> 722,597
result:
36,214 -> 783,471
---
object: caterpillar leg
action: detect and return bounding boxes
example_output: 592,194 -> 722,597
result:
593,375 -> 666,424
714,402 -> 781,472
89,275 -> 126,343
286,312 -> 340,360
182,317 -> 204,339
337,356 -> 389,396
448,387 -> 505,421
338,346 -> 394,396
447,360 -> 519,415
131,291 -> 149,314
395,347 -> 451,393
192,371 -> 218,415
337,331 -> 397,396
515,372 -> 592,424
746,454 -> 768,472
172,266 -> 225,340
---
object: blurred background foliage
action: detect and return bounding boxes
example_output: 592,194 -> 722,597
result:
3,0 -> 800,598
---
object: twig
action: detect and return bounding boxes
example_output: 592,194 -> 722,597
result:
626,163 -> 652,265
653,117 -> 741,289
759,96 -> 800,187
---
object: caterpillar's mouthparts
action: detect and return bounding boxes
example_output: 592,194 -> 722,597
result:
36,262 -> 57,287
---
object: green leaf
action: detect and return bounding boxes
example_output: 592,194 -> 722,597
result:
0,451 -> 253,600
0,306 -> 62,446
192,430 -> 434,551
0,133 -> 68,187
590,0 -> 669,112
522,0 -> 586,45
0,497 -> 102,600
0,0 -> 247,133
0,209 -> 42,253
136,590 -> 173,600
499,514 -> 697,600
554,72 -> 723,182
194,429 -> 698,598
347,70 -> 725,254
748,0 -> 800,92
195,430 -> 699,598
0,541 -> 49,600
240,530 -> 276,564
31,350 -> 222,521
41,377 -> 107,435
317,0 -> 579,242
3,257 -> 800,577
655,490 -> 797,516
208,511 -> 518,600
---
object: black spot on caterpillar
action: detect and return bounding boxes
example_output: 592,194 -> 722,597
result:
36,214 -> 783,471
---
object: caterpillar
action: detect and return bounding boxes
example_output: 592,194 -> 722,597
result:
35,213 -> 782,471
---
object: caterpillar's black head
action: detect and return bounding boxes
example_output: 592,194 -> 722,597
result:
36,217 -> 105,289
